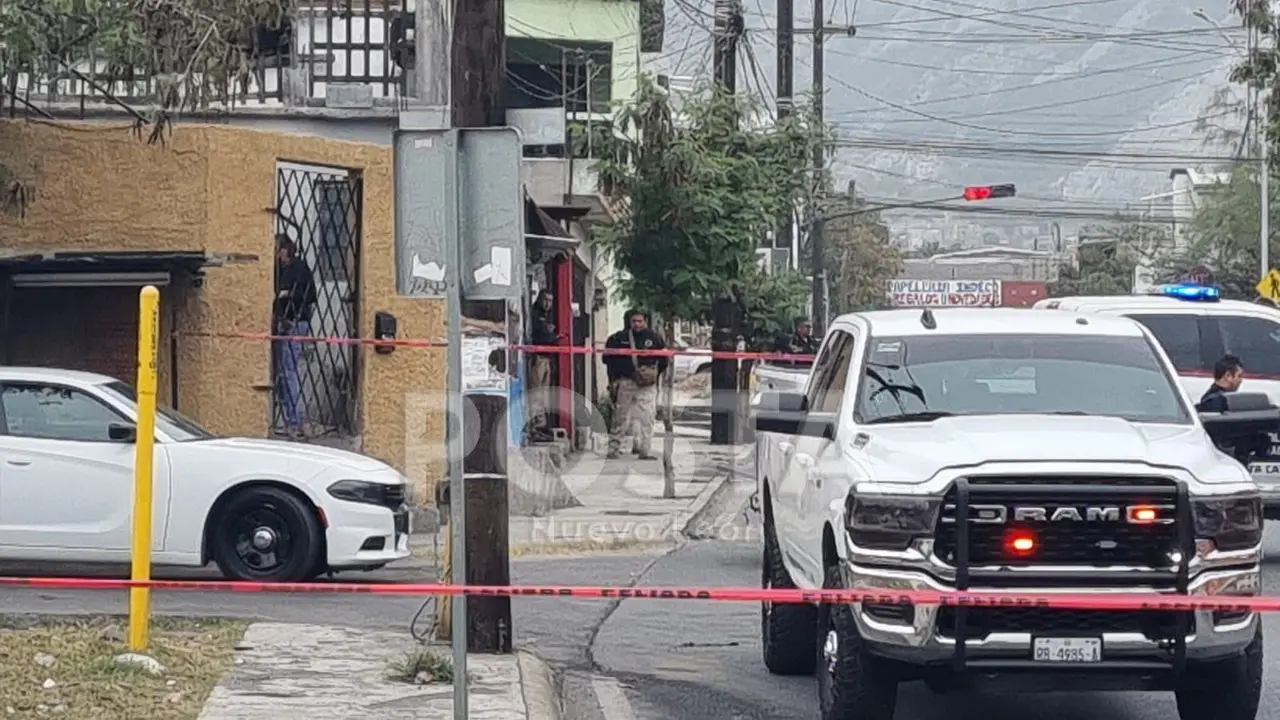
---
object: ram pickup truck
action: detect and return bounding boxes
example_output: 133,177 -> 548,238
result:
754,307 -> 1271,720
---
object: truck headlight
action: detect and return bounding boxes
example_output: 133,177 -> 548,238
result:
844,493 -> 941,551
1192,494 -> 1262,552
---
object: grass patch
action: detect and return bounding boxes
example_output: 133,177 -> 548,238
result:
0,615 -> 246,719
388,646 -> 454,684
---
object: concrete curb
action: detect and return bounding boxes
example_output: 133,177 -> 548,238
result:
678,471 -> 735,538
518,651 -> 562,719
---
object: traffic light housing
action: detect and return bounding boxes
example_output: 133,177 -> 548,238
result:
963,184 -> 1016,201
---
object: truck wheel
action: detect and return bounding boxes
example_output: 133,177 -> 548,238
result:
761,509 -> 817,675
817,566 -> 898,720
1174,625 -> 1262,720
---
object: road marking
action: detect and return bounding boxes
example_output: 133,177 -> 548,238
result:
592,675 -> 638,720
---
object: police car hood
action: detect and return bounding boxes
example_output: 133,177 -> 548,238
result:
856,414 -> 1235,483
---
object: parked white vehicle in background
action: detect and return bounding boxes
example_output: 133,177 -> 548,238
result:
670,338 -> 713,384
1036,284 -> 1280,513
0,367 -> 411,582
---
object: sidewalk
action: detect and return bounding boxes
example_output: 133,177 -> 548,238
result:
198,623 -> 558,720
511,429 -> 751,552
411,425 -> 753,562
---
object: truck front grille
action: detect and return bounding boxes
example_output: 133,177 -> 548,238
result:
936,606 -> 1192,640
933,475 -> 1182,568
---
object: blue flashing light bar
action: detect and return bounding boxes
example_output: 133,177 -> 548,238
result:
1154,283 -> 1220,302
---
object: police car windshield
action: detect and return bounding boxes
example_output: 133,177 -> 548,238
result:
856,333 -> 1191,425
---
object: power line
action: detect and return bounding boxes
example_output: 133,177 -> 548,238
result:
833,136 -> 1253,162
830,65 -> 1223,122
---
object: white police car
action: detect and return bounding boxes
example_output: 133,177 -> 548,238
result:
1036,283 -> 1280,511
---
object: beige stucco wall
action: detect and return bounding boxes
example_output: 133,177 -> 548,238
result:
0,119 -> 445,503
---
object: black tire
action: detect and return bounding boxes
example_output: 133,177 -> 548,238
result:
211,486 -> 324,583
1175,625 -> 1263,720
817,565 -> 898,720
761,500 -> 817,675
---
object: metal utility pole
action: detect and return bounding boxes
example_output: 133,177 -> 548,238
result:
409,0 -> 465,714
1262,99 -> 1270,277
710,0 -> 744,446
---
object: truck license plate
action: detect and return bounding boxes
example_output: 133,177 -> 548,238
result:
1032,638 -> 1101,663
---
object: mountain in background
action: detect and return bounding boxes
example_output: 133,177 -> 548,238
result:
645,0 -> 1245,246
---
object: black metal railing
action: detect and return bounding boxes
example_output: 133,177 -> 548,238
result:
4,0 -> 408,110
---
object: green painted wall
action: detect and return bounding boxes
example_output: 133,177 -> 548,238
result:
506,0 -> 641,107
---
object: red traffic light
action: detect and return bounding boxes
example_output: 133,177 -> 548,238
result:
963,184 -> 1016,201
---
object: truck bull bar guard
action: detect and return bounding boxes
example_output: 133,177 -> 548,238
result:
948,476 -> 1193,676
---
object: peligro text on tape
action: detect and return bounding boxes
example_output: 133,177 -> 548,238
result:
0,576 -> 1264,613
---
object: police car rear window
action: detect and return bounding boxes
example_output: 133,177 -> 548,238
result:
1127,315 -> 1203,372
1128,313 -> 1280,378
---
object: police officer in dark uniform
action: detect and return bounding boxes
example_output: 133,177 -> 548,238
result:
774,317 -> 819,366
1198,354 -> 1244,413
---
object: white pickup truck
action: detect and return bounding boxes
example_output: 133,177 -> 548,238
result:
754,307 -> 1268,720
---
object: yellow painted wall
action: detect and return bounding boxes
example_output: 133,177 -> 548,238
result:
0,119 -> 445,503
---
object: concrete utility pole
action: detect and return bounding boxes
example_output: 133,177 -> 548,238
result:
448,0 -> 513,667
452,0 -> 507,127
810,0 -> 826,331
415,0 -> 451,110
775,0 -> 795,266
710,0 -> 744,446
798,11 -> 853,334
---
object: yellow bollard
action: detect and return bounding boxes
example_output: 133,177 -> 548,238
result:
436,528 -> 453,640
128,286 -> 160,652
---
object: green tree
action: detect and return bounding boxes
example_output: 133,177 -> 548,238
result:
0,0 -> 288,211
817,184 -> 902,314
1221,0 -> 1278,158
592,76 -> 820,492
736,269 -> 810,350
1166,163 -> 1280,297
1048,222 -> 1161,296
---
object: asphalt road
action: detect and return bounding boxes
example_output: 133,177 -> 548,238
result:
6,479 -> 1280,720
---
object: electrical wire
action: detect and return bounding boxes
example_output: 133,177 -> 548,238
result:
830,64 -> 1225,123
860,0 -> 1244,54
750,31 -> 1237,138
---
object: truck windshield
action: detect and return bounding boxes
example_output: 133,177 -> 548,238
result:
856,333 -> 1191,425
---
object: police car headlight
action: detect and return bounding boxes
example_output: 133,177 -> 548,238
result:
844,492 -> 941,551
1192,494 -> 1262,552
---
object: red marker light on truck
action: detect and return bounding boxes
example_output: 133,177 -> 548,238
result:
1005,530 -> 1037,555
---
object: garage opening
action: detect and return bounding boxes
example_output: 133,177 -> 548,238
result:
0,251 -> 222,408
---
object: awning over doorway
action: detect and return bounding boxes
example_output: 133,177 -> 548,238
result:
0,250 -> 257,287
